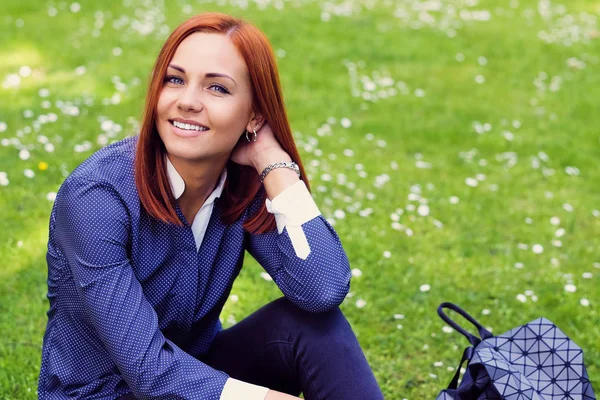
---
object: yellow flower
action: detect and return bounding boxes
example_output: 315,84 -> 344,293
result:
38,161 -> 49,171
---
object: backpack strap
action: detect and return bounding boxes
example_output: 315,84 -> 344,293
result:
437,303 -> 493,346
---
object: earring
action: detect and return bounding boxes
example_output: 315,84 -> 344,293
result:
245,127 -> 258,143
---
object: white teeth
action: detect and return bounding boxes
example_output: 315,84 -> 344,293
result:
172,120 -> 207,131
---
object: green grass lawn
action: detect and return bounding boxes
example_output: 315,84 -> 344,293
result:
1,0 -> 599,398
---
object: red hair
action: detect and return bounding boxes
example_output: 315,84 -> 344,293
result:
134,12 -> 310,234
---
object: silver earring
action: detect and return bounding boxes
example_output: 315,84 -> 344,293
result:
245,127 -> 258,143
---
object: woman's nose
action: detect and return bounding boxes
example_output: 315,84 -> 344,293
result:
177,87 -> 204,112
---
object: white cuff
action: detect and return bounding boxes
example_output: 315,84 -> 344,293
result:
265,180 -> 321,260
220,377 -> 270,400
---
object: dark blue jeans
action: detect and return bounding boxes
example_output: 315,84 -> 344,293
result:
119,296 -> 384,399
199,296 -> 384,399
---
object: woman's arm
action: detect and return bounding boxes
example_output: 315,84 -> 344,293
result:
54,177 -> 233,399
236,123 -> 352,313
246,178 -> 352,314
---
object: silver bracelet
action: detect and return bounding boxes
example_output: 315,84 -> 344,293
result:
259,161 -> 300,183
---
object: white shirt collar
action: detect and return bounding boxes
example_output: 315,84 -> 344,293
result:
165,155 -> 227,202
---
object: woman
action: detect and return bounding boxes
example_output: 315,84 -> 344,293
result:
38,12 -> 384,400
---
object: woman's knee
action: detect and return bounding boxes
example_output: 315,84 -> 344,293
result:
268,296 -> 354,337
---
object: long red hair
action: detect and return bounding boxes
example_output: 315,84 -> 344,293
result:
135,12 -> 309,234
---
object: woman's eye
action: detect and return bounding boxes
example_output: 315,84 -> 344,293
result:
164,75 -> 184,85
209,84 -> 229,94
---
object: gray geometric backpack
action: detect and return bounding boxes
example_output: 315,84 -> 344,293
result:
436,303 -> 596,399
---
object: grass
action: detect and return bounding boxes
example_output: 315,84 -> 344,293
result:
1,0 -> 599,398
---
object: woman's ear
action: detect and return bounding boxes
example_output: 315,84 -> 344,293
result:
246,111 -> 264,133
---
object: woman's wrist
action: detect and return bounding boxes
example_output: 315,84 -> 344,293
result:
252,149 -> 301,199
252,149 -> 293,175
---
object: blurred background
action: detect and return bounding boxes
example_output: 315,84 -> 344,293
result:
1,0 -> 599,398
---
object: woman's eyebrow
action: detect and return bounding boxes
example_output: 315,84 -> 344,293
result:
168,64 -> 237,86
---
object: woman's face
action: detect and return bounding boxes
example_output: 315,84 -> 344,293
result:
155,32 -> 256,164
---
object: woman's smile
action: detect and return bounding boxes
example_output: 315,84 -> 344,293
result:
168,119 -> 210,138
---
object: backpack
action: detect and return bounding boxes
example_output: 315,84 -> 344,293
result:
436,302 -> 596,399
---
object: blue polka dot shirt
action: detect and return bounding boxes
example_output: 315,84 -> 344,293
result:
38,136 -> 352,399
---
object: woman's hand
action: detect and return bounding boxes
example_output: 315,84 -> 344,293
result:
230,121 -> 291,173
264,389 -> 302,400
